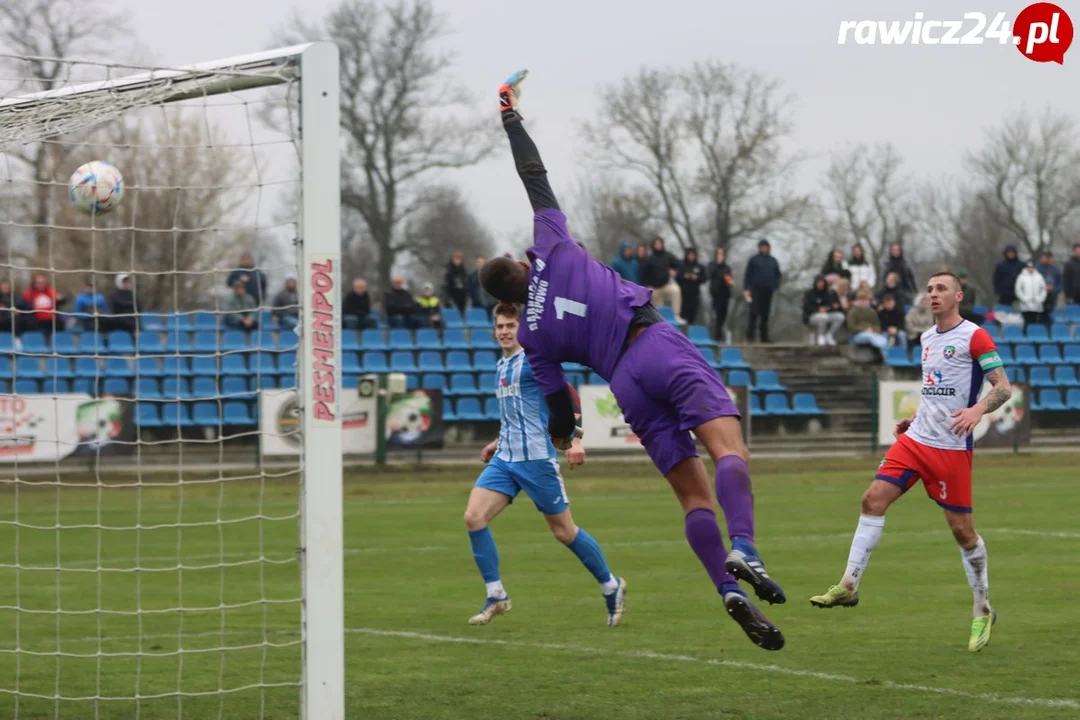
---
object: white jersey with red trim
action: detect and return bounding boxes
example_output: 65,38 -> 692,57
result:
907,319 -> 1004,451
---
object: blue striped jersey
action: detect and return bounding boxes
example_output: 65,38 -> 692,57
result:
494,349 -> 556,463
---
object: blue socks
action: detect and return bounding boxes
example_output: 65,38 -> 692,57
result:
567,528 -> 613,585
468,527 -> 500,583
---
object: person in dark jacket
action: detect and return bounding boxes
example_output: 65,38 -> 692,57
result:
271,273 -> 299,330
109,274 -> 140,334
225,252 -> 267,307
743,238 -> 782,343
675,247 -> 706,324
957,270 -> 984,326
1036,249 -> 1063,325
879,243 -> 917,297
802,274 -> 844,345
708,248 -> 734,342
874,271 -> 912,310
1065,243 -> 1080,305
468,255 -> 498,320
820,248 -> 851,285
610,241 -> 640,284
876,293 -> 907,350
385,275 -> 422,329
0,279 -> 26,337
443,251 -> 469,315
992,245 -> 1024,306
639,236 -> 682,318
343,278 -> 377,330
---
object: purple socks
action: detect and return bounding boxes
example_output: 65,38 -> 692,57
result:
684,507 -> 739,591
715,455 -> 754,543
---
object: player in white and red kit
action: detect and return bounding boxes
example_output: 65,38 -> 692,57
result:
809,272 -> 1012,653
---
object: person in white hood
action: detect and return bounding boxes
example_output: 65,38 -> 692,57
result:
1014,260 -> 1047,331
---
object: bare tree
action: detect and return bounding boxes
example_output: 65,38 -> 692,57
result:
400,183 -> 495,291
570,176 -> 661,262
964,109 -> 1080,257
581,61 -> 810,255
818,142 -> 920,271
0,0 -> 132,256
272,0 -> 497,290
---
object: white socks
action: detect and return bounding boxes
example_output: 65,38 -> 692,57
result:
841,514 -> 885,591
960,536 -> 991,617
485,580 -> 505,598
601,575 -> 620,595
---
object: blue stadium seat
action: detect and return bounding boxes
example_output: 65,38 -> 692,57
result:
565,372 -> 583,389
254,375 -> 277,391
753,370 -> 786,392
52,332 -> 78,355
21,332 -> 48,355
0,356 -> 10,379
1035,389 -> 1066,411
362,352 -> 388,373
421,374 -> 447,391
1067,388 -> 1080,410
696,346 -> 720,370
442,307 -> 463,328
220,355 -> 247,375
388,329 -> 415,351
14,379 -> 39,394
162,357 -> 191,377
764,393 -> 794,415
107,331 -> 134,354
140,314 -> 166,332
42,357 -> 73,379
342,331 -> 360,352
161,402 -> 195,427
1014,345 -> 1040,365
161,377 -> 188,400
136,403 -> 162,427
993,304 -> 1012,315
221,331 -> 249,353
405,374 -> 419,391
1003,325 -> 1025,343
41,378 -> 70,394
193,311 -> 218,330
792,393 -> 825,415
1005,366 -> 1025,384
190,377 -> 217,400
484,397 -> 501,420
276,351 -> 296,375
103,358 -> 133,378
996,345 -> 1015,365
448,373 -> 477,396
341,352 -> 362,375
390,351 -> 417,373
442,398 -> 457,422
563,361 -> 588,372
444,351 -> 472,373
719,348 -> 750,369
222,401 -> 255,425
192,402 -> 221,426
981,324 -> 1001,342
726,370 -> 751,387
465,308 -> 490,329
277,331 -> 299,351
1029,366 -> 1055,387
1053,366 -> 1078,387
81,333 -> 106,355
193,332 -> 218,354
478,374 -> 496,395
165,331 -> 193,354
14,357 -> 44,379
1026,325 -> 1050,344
972,304 -> 988,316
0,335 -> 12,354
415,329 -> 442,350
135,378 -> 161,399
470,330 -> 498,350
360,329 -> 388,351
1065,304 -> 1080,323
587,373 -> 604,386
192,356 -> 219,376
748,393 -> 765,416
258,311 -> 279,332
455,397 -> 486,420
472,351 -> 498,372
73,356 -> 99,378
687,325 -> 718,348
221,377 -> 251,399
443,329 -> 470,351
71,378 -> 94,395
657,306 -> 676,324
250,352 -> 277,376
884,346 -> 911,367
1065,345 -> 1080,364
1039,345 -> 1065,365
1051,324 -> 1073,343
418,352 -> 444,372
137,334 -> 165,354
102,378 -> 129,396
168,312 -> 195,331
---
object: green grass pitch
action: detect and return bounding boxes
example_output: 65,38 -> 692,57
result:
1,453 -> 1078,719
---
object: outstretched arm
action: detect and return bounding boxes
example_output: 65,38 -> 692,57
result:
500,70 -> 559,212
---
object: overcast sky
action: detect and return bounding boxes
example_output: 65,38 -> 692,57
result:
114,0 -> 1078,260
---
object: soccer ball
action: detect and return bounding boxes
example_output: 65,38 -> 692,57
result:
69,161 -> 124,214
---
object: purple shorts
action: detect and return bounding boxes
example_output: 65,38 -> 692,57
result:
609,322 -> 740,476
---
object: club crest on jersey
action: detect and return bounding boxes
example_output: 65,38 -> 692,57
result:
943,345 -> 956,360
925,369 -> 944,386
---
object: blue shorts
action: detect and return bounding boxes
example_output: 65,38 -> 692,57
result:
474,456 -> 569,516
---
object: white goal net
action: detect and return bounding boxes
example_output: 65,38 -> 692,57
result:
0,44 -> 344,719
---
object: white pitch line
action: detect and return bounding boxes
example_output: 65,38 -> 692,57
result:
348,628 -> 1080,711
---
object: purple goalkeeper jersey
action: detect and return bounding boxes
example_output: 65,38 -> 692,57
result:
518,208 -> 653,395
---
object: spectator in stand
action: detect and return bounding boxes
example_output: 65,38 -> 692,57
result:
802,274 -> 845,345
992,245 -> 1024,307
22,273 -> 65,337
821,248 -> 851,285
675,247 -> 706,325
443,251 -> 469,315
416,282 -> 443,329
846,288 -> 888,350
639,236 -> 682,318
744,238 -> 782,343
1015,259 -> 1047,331
847,244 -> 876,291
635,242 -> 648,265
0,280 -> 25,338
874,271 -> 911,309
71,278 -> 110,332
343,278 -> 377,329
385,275 -> 422,329
835,277 -> 855,311
1036,249 -> 1062,326
222,281 -> 258,331
109,274 -> 140,335
271,272 -> 299,330
879,243 -> 917,298
905,293 -> 935,345
956,270 -> 984,326
707,247 -> 734,342
610,241 -> 640,284
226,252 -> 267,307
1064,243 -> 1080,305
468,256 -> 498,320
876,293 -> 907,350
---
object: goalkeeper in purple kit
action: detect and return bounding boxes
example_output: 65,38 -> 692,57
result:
479,70 -> 786,651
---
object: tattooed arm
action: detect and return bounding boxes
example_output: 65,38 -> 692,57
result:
980,367 -> 1013,414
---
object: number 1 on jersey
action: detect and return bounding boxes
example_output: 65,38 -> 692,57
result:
554,296 -> 587,320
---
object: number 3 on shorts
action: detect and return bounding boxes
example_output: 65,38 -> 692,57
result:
938,480 -> 947,500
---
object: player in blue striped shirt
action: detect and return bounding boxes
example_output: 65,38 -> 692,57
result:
463,303 -> 626,626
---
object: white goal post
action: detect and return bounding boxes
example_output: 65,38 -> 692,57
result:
0,43 -> 344,719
